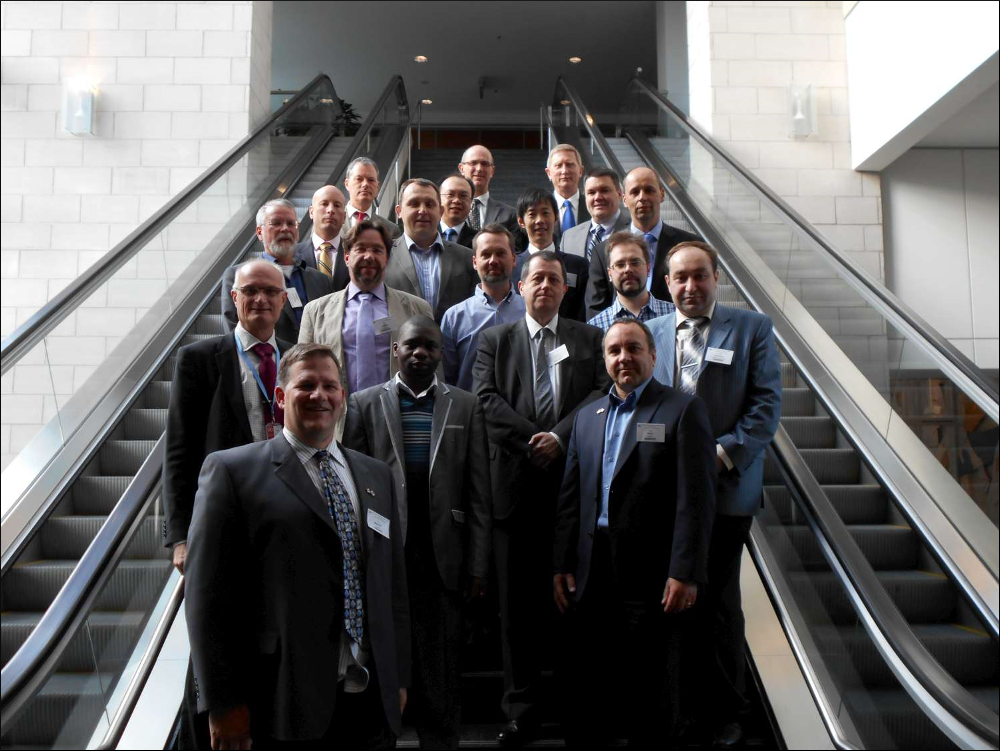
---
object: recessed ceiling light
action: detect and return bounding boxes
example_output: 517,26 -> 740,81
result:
568,56 -> 582,64
414,55 -> 428,63
559,99 -> 571,105
421,99 -> 433,105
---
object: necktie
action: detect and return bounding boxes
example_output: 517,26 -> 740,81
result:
586,226 -> 605,262
317,242 -> 334,277
468,199 -> 481,231
561,199 -> 575,233
353,211 -> 365,226
355,292 -> 378,391
533,328 -> 557,430
677,317 -> 708,395
643,232 -> 657,290
445,228 -> 457,243
251,342 -> 283,425
316,451 -> 365,645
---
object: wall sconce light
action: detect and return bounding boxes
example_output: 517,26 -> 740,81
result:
63,78 -> 97,136
788,84 -> 816,138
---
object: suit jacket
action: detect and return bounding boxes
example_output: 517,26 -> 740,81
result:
383,236 -> 478,321
185,434 -> 410,740
221,260 -> 333,343
482,196 -> 519,233
648,305 -> 782,516
294,237 -> 350,292
553,379 -> 716,600
162,332 -> 293,546
512,249 -> 589,322
585,222 -> 701,319
560,211 -> 631,259
343,380 -> 492,590
472,317 -> 611,519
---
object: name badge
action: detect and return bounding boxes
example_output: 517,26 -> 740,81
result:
637,423 -> 666,443
705,347 -> 734,365
285,287 -> 303,308
373,315 -> 395,336
566,272 -> 578,288
547,343 -> 569,366
367,508 -> 390,539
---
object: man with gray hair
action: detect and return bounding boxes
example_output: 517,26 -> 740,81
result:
221,197 -> 333,343
343,156 -> 403,241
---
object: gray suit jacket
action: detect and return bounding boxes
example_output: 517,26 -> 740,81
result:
341,211 -> 402,242
482,197 -> 518,233
343,380 -> 492,590
560,210 -> 631,259
383,236 -> 478,321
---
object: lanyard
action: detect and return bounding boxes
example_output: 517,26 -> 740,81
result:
235,333 -> 281,417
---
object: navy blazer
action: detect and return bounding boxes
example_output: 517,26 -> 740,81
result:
648,305 -> 782,516
553,379 -> 716,600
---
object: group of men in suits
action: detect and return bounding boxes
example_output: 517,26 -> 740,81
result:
165,141 -> 782,749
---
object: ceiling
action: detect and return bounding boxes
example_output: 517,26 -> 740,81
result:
271,1 -> 658,126
916,80 -> 1000,149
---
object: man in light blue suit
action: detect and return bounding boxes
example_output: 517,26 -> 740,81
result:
647,240 -> 781,748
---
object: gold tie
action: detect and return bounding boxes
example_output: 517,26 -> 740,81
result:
317,242 -> 334,277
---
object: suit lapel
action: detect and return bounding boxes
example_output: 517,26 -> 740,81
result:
556,319 -> 574,415
429,384 -> 452,477
659,312 -> 678,387
378,384 -> 407,540
611,384 -> 659,483
272,434 -> 339,536
437,245 -> 457,316
218,337 -> 254,443
391,237 -> 421,294
510,321 -> 535,418
385,288 -> 403,378
701,305 -> 734,376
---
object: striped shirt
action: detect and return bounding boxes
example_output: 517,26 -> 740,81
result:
395,374 -> 437,474
587,293 -> 675,332
404,232 -> 444,312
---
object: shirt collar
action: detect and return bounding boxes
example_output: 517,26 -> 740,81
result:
439,220 -> 465,236
476,191 -> 490,205
403,231 -> 443,253
261,252 -> 299,276
675,301 -> 716,327
608,374 -> 653,408
631,218 -> 664,240
475,282 -> 515,305
234,322 -> 278,351
527,242 -> 557,254
394,372 -> 438,399
555,190 -> 580,208
282,426 -> 346,468
611,291 -> 655,317
347,281 -> 387,303
348,204 -> 371,219
593,209 -> 621,234
312,232 -> 340,250
525,312 -> 559,339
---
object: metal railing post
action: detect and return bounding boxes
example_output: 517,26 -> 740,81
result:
416,104 -> 422,150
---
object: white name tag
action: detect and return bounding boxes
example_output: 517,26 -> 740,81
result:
705,347 -> 734,365
285,287 -> 303,308
566,272 -> 578,288
637,423 -> 666,443
547,343 -> 569,366
373,315 -> 395,336
367,508 -> 390,538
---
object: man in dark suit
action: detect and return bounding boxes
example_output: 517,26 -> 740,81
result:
343,156 -> 403,241
473,250 -> 611,745
295,184 -> 351,290
221,198 -> 333,342
186,343 -> 411,748
344,315 -> 491,749
512,188 -> 589,321
585,167 -> 701,319
560,167 -> 629,261
546,144 -> 590,243
438,173 -> 478,249
553,319 -> 716,746
648,241 -> 781,748
386,178 -> 478,321
458,144 -> 518,233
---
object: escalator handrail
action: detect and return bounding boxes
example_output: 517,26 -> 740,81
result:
550,77 -> 629,180
769,427 -> 1000,747
0,73 -> 341,376
625,75 -> 999,408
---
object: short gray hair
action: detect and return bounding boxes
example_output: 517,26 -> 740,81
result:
346,156 -> 379,180
255,198 -> 296,228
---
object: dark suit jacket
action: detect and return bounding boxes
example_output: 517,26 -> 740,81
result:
512,249 -> 590,322
472,317 -> 611,519
483,197 -> 518,233
221,259 -> 333,343
383,236 -> 478,321
553,379 -> 716,601
585,222 -> 701,319
162,332 -> 293,546
294,237 -> 350,292
344,380 -> 492,590
440,223 -> 476,250
186,434 -> 411,740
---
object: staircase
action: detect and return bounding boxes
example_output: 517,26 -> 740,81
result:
408,147 -> 549,208
285,136 -> 352,217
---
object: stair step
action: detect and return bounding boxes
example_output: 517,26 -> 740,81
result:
192,314 -> 224,335
40,514 -> 162,560
0,672 -> 108,747
781,415 -> 836,448
765,448 -> 858,484
784,524 -> 918,570
1,611 -> 145,673
781,387 -> 817,417
71,476 -> 132,515
3,559 -> 171,612
788,570 -> 955,625
137,381 -> 172,409
765,483 -> 887,525
99,440 -> 157,475
122,408 -> 167,440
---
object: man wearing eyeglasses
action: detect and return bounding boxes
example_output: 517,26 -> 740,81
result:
438,173 -> 478,249
458,145 -> 518,234
587,232 -> 674,331
222,198 -> 334,343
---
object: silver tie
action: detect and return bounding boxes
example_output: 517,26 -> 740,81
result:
533,328 -> 556,430
468,198 -> 482,231
678,317 -> 708,395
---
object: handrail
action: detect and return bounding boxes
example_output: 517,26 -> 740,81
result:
552,77 -> 626,179
625,75 -> 1000,409
0,73 -> 340,376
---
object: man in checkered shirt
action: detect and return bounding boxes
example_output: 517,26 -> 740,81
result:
587,231 -> 674,331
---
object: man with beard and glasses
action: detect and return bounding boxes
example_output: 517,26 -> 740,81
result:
440,225 -> 525,391
222,198 -> 333,342
587,232 -> 674,331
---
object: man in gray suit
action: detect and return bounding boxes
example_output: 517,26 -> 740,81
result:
560,167 -> 629,261
386,178 -> 478,321
458,144 -> 518,233
345,315 -> 491,749
186,343 -> 410,748
343,156 -> 402,241
222,198 -> 333,343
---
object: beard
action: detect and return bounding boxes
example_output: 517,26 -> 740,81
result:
616,280 -> 646,299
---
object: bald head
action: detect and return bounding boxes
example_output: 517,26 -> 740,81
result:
623,167 -> 666,232
309,184 -> 347,241
234,259 -> 284,289
232,260 -> 286,339
458,144 -> 496,197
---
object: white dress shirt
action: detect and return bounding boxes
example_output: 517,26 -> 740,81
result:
555,190 -> 581,226
234,323 -> 279,442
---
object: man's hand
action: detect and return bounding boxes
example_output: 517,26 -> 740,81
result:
172,542 -> 187,575
661,578 -> 697,614
400,688 -> 408,715
209,705 -> 251,750
528,432 -> 563,468
464,576 -> 486,602
553,573 -> 577,614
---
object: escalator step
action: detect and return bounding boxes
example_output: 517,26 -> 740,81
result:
788,570 -> 955,625
1,611 -> 145,673
843,686 -> 949,750
0,672 -> 107,747
764,448 -> 858,484
780,415 -> 836,448
99,440 -> 157,475
40,515 -> 163,560
193,314 -> 224,335
779,362 -> 796,387
71,476 -> 132,515
764,484 -> 886,524
137,380 -> 172,409
3,559 -> 171,612
123,408 -> 167,440
181,334 -> 218,348
781,387 -> 816,417
783,524 -> 917,570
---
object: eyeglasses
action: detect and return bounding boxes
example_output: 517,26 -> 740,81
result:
234,286 -> 285,297
349,244 -> 387,254
610,258 -> 648,271
440,191 -> 472,201
265,219 -> 298,229
460,160 -> 494,168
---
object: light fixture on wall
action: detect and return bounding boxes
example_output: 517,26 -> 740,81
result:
788,84 -> 816,138
63,77 -> 97,136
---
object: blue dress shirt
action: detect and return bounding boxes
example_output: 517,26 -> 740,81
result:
599,376 -> 653,529
404,232 -> 443,312
631,219 -> 664,291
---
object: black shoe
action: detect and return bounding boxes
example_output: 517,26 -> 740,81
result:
497,720 -> 528,746
713,721 -> 744,748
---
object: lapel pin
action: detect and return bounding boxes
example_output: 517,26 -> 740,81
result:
365,487 -> 375,497
596,407 -> 606,414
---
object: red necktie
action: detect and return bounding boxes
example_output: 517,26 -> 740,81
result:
354,211 -> 365,224
251,342 -> 283,425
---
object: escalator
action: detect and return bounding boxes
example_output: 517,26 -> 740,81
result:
1,72 -> 997,750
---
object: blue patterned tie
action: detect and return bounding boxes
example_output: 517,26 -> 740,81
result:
586,225 -> 604,262
316,450 -> 364,645
561,199 -> 575,233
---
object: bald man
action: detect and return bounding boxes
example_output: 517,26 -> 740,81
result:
458,144 -> 519,234
295,184 -> 351,291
